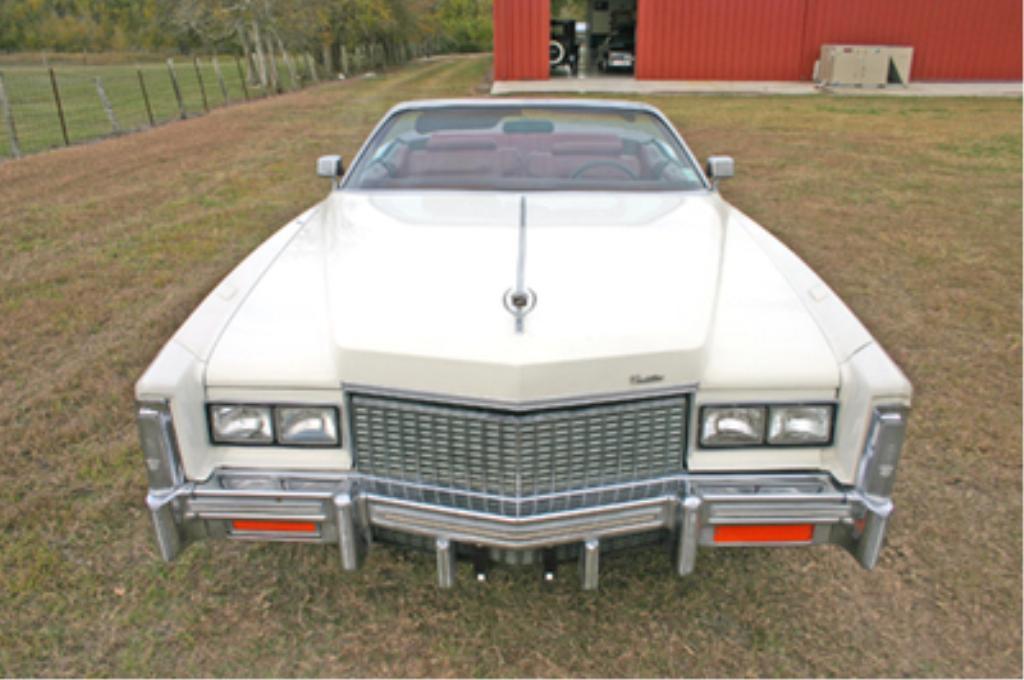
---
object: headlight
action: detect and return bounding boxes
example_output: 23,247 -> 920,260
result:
276,406 -> 339,446
208,404 -> 341,446
700,406 -> 766,447
699,403 -> 836,448
767,405 -> 834,445
209,404 -> 273,444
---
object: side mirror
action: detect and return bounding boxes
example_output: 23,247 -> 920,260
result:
705,155 -> 734,189
317,155 -> 345,185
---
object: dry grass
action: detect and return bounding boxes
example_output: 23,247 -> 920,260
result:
0,56 -> 1020,677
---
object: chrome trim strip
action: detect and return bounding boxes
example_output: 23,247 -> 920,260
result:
202,511 -> 327,522
365,494 -> 675,549
341,382 -> 697,412
706,502 -> 852,524
187,498 -> 327,521
512,195 -> 529,333
229,534 -> 324,544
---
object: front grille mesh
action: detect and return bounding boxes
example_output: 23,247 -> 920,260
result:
350,393 -> 687,513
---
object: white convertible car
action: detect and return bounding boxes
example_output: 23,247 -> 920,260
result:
136,99 -> 911,589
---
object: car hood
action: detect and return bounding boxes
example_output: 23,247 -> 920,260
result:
204,191 -> 839,400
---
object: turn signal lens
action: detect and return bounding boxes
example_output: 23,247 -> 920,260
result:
231,519 -> 317,534
713,524 -> 814,544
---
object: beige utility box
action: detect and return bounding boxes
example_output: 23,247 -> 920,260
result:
817,45 -> 914,87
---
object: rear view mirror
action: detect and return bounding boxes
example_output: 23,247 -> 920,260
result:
317,155 -> 345,185
705,155 -> 734,189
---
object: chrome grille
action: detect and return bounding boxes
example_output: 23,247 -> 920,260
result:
350,393 -> 688,513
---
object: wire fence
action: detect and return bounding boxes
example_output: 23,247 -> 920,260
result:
0,43 -> 434,160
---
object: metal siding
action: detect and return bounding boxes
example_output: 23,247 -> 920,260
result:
637,0 -> 808,80
633,0 -> 1021,80
802,0 -> 1022,80
493,0 -> 550,80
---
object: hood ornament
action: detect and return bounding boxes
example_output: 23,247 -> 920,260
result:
504,195 -> 536,333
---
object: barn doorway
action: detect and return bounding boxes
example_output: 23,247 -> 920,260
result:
550,0 -> 637,79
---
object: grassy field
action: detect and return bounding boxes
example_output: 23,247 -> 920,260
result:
0,56 -> 297,158
0,55 -> 1020,677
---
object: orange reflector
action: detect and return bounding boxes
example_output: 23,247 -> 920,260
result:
231,519 -> 317,534
713,524 -> 814,544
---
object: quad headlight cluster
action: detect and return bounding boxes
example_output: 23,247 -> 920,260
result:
208,404 -> 340,446
699,404 -> 835,448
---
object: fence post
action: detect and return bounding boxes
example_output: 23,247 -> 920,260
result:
234,57 -> 250,100
94,76 -> 120,133
0,72 -> 22,158
48,67 -> 70,146
136,67 -> 155,126
166,58 -> 186,119
193,56 -> 209,112
212,55 -> 229,104
305,52 -> 319,83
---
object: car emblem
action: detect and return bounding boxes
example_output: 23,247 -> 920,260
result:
504,287 -> 538,316
630,374 -> 665,385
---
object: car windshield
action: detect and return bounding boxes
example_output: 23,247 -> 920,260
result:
609,37 -> 633,50
344,105 -> 706,192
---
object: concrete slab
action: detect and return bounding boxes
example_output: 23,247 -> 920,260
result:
825,81 -> 1022,97
491,78 -> 817,96
491,78 -> 1022,98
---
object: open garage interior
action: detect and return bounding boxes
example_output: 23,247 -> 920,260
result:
549,0 -> 637,79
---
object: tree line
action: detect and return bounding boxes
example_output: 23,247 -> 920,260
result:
0,0 -> 493,68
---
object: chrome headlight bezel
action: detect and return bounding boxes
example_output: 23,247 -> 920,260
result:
699,402 -> 836,449
207,403 -> 341,448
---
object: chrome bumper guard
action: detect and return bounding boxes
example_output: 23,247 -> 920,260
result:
139,402 -> 907,589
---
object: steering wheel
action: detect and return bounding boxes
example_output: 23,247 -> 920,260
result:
367,157 -> 398,178
571,159 -> 638,180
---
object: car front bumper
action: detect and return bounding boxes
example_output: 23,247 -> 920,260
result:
139,402 -> 907,589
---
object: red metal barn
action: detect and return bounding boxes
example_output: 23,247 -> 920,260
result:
492,0 -> 1022,81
